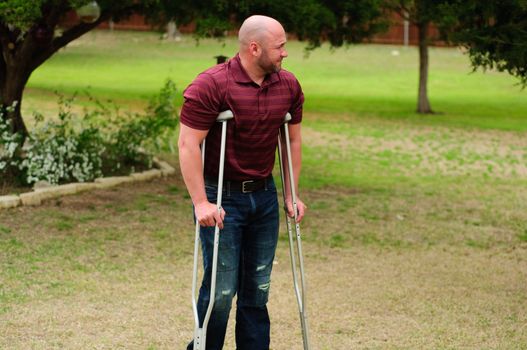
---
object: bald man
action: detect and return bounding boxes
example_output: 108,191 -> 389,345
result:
179,15 -> 306,349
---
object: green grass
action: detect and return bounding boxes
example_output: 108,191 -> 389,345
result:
26,31 -> 527,198
24,30 -> 527,131
18,30 -> 527,251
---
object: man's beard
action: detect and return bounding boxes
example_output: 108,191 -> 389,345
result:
258,50 -> 281,74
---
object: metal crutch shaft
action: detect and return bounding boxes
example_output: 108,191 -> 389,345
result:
192,110 -> 233,350
278,113 -> 311,349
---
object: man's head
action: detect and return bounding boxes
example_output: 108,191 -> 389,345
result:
238,15 -> 288,74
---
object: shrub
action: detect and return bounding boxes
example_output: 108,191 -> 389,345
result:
101,79 -> 179,173
0,80 -> 179,186
20,97 -> 105,184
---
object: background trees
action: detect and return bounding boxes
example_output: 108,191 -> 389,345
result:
0,0 -> 388,139
1,0 -> 525,138
447,0 -> 527,87
199,0 -> 527,114
380,1 -> 457,114
0,0 -> 193,138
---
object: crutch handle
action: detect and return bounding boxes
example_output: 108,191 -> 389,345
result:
283,112 -> 292,123
217,110 -> 234,122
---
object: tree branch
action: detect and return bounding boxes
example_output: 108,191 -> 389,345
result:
392,7 -> 408,21
398,1 -> 410,18
384,2 -> 413,25
54,13 -> 111,49
29,14 -> 110,71
30,3 -> 142,71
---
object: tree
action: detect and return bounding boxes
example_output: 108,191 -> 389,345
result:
381,1 -> 459,114
447,0 -> 527,87
187,0 -> 388,50
0,0 -> 404,141
243,0 -> 388,49
209,1 -> 451,115
0,0 -> 195,139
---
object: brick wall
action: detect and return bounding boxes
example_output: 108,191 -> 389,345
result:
60,11 -> 196,33
61,12 -> 445,46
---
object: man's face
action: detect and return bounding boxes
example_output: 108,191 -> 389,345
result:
257,31 -> 288,74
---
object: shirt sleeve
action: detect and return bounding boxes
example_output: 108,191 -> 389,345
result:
289,77 -> 304,125
180,72 -> 222,130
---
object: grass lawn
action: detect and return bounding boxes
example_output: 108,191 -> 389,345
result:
1,30 -> 526,349
24,30 -> 527,131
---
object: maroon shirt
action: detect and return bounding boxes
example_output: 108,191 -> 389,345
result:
180,54 -> 304,181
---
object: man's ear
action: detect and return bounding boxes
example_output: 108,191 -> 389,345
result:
249,41 -> 261,57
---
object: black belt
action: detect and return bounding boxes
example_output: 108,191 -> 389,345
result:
205,177 -> 269,193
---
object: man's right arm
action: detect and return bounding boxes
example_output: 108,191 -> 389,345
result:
178,124 -> 225,229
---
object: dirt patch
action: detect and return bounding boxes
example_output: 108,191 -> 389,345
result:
303,128 -> 352,150
1,173 -> 526,349
303,122 -> 527,179
1,240 -> 525,349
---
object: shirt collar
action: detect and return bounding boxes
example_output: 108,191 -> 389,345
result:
231,54 -> 280,86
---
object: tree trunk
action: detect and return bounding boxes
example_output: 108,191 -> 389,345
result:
0,1 -> 120,140
0,44 -> 7,125
417,21 -> 433,114
0,32 -> 39,139
1,62 -> 31,137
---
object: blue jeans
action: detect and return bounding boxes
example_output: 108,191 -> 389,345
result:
187,177 -> 279,350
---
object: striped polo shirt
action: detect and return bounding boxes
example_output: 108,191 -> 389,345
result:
180,54 -> 304,181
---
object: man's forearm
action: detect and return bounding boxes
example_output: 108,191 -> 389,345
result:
290,138 -> 302,196
178,125 -> 226,227
282,123 -> 302,199
281,123 -> 306,222
178,124 -> 210,206
179,143 -> 208,206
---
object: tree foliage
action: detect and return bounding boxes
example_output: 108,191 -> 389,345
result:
0,0 -> 195,137
2,0 -> 525,137
447,0 -> 527,86
0,0 -> 391,137
191,0 -> 388,50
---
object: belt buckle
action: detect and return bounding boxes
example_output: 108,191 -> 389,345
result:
241,180 -> 254,193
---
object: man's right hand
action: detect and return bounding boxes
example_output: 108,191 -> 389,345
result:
195,201 -> 226,229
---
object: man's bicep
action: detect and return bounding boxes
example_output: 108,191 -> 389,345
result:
180,73 -> 223,130
290,77 -> 304,124
288,123 -> 302,143
178,123 -> 209,148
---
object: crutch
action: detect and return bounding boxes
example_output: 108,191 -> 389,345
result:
277,113 -> 311,349
192,110 -> 233,350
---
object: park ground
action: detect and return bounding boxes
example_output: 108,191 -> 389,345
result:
1,31 -> 527,349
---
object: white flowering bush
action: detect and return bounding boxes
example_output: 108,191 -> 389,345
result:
19,99 -> 106,184
0,103 -> 23,175
20,126 -> 105,184
0,118 -> 21,172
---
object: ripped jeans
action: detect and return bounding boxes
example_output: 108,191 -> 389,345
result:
188,177 -> 279,350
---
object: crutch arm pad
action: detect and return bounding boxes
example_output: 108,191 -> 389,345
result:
217,110 -> 234,122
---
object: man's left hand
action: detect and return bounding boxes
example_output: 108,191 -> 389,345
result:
285,197 -> 307,223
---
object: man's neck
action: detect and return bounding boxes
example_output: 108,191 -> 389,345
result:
239,54 -> 265,86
